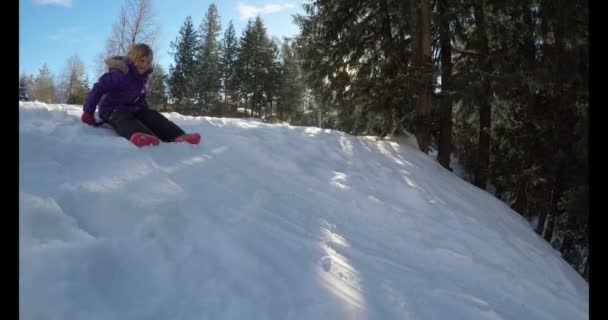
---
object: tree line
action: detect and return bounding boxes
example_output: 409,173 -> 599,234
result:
294,0 -> 588,279
19,55 -> 90,105
165,4 -> 303,119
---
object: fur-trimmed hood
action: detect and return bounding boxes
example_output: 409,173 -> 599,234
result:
104,56 -> 153,76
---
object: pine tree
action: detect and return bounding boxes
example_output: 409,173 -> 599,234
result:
31,64 -> 57,103
251,17 -> 278,118
471,0 -> 492,189
236,20 -> 255,116
220,21 -> 239,110
277,39 -> 304,121
195,3 -> 222,111
413,0 -> 433,153
19,74 -> 31,101
235,18 -> 278,118
449,0 -> 588,278
82,75 -> 90,94
537,0 -> 589,277
168,16 -> 198,108
262,37 -> 281,118
295,0 -> 416,136
148,63 -> 168,110
437,0 -> 454,170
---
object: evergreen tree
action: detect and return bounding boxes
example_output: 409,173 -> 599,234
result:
168,16 -> 198,107
413,0 -> 433,153
450,0 -> 589,278
236,20 -> 256,116
220,21 -> 239,109
252,17 -> 278,118
148,63 -> 168,110
277,39 -> 304,121
19,74 -> 31,101
437,0 -> 454,170
195,3 -> 222,111
235,18 -> 278,118
295,0 -> 416,137
31,64 -> 57,103
262,36 -> 281,118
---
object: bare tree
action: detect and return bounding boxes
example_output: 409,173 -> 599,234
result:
92,52 -> 106,80
106,7 -> 131,57
125,0 -> 158,48
98,0 -> 161,75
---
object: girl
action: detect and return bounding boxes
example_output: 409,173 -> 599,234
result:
81,43 -> 200,147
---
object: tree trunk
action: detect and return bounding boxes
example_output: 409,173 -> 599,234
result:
536,210 -> 548,235
537,180 -> 555,236
543,211 -> 555,243
224,78 -> 227,104
318,110 -> 323,128
476,101 -> 491,189
523,0 -> 537,221
473,0 -> 491,190
438,0 -> 453,170
560,188 -> 579,265
67,74 -> 75,103
414,0 -> 432,153
379,0 -> 399,137
513,181 -> 529,218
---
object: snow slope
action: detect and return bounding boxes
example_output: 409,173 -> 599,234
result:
19,102 -> 588,320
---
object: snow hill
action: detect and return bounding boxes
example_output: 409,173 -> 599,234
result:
19,102 -> 588,320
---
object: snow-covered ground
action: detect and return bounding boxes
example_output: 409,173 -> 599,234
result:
20,102 -> 588,320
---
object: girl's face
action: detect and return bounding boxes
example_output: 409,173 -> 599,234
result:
134,55 -> 152,75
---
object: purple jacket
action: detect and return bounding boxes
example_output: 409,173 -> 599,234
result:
83,57 -> 153,119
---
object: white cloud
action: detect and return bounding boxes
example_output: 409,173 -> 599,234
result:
33,0 -> 73,8
237,2 -> 298,20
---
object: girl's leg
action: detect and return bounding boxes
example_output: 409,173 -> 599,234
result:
107,110 -> 155,139
133,109 -> 185,142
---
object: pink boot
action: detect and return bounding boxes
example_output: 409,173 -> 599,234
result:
130,132 -> 160,147
174,133 -> 201,145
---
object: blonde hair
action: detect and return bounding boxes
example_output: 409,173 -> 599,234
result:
127,43 -> 153,62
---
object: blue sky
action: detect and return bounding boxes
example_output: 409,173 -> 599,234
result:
19,0 -> 305,80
